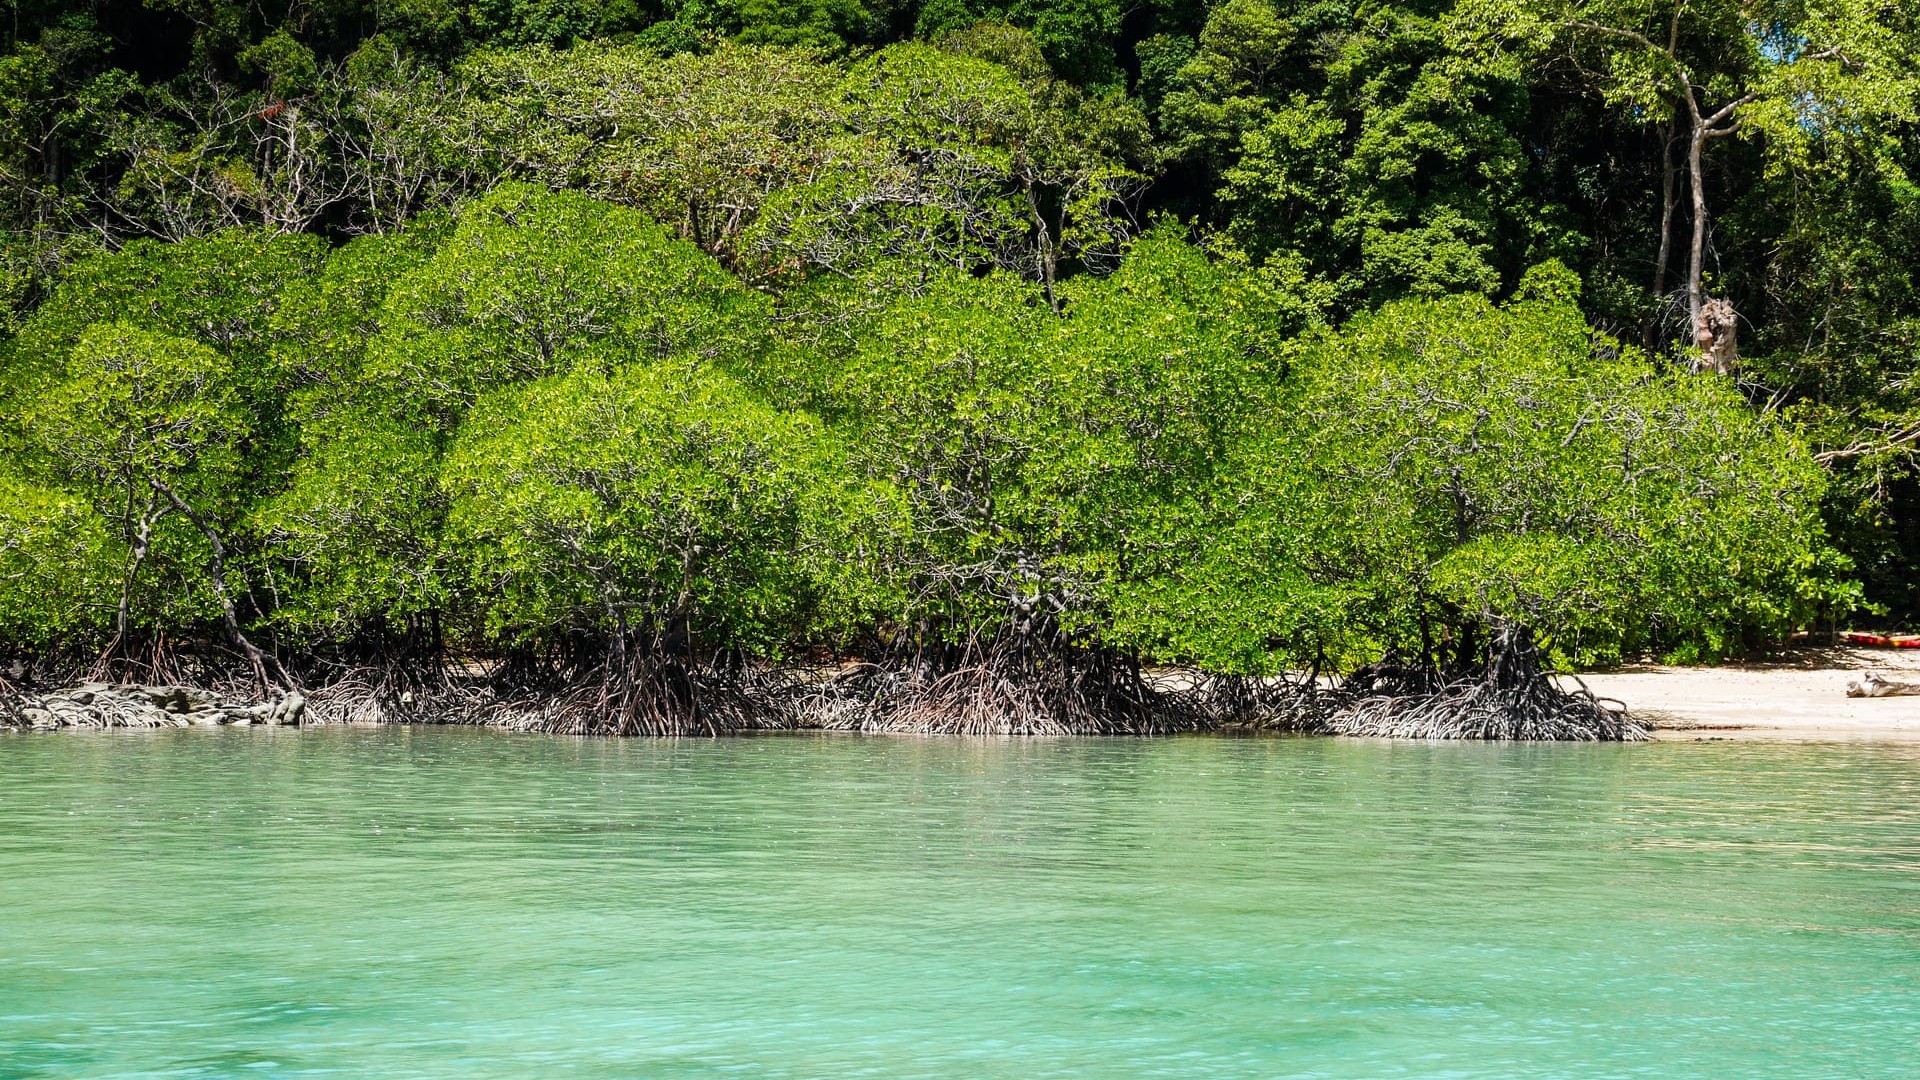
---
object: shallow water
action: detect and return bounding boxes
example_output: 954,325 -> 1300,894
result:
1,728 -> 1916,1079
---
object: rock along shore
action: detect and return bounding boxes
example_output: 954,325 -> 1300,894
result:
3,683 -> 305,731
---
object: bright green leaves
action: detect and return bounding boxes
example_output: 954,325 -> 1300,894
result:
916,0 -> 1130,87
458,43 -> 846,258
0,473 -> 114,647
1157,0 -> 1545,307
1455,0 -> 1920,185
0,229 -> 322,648
727,0 -> 884,51
29,323 -> 246,508
1163,287 -> 1850,671
0,179 -> 1859,672
269,218 -> 451,398
458,41 -> 1145,289
255,416 -> 447,634
362,183 -> 766,424
15,322 -> 254,640
761,225 -> 1841,673
745,43 -> 1032,281
2,228 -> 323,394
264,184 -> 837,653
1216,95 -> 1345,272
1157,0 -> 1303,173
444,363 -> 842,650
251,218 -> 459,634
810,269 -> 1061,630
749,37 -> 1150,287
782,229 -> 1280,650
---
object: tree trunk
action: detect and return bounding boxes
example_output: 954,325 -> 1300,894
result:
96,500 -> 165,676
1681,90 -> 1751,373
1696,297 -> 1739,375
151,480 -> 291,694
1653,122 -> 1677,302
1023,178 -> 1059,313
1645,121 -> 1679,355
1685,120 -> 1709,344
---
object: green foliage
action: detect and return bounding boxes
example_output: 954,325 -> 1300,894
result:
1157,0 -> 1559,307
363,183 -> 764,423
464,0 -> 650,46
265,420 -> 447,635
17,322 -> 252,636
788,268 -> 1062,635
2,229 -> 322,395
458,40 -> 1147,286
0,0 -> 1910,672
0,472 -> 114,646
723,0 -> 881,51
775,226 -> 1281,651
743,41 -> 1149,288
0,229 -> 323,507
28,323 -> 246,499
917,0 -> 1127,86
444,363 -> 844,651
237,30 -> 319,98
458,42 -> 845,257
248,220 -> 454,633
1049,225 -> 1294,639
269,218 -> 452,400
1153,286 -> 1851,672
261,184 -> 774,639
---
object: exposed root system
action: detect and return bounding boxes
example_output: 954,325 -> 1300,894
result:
297,651 -> 796,736
791,633 -> 1209,735
1192,672 -> 1332,732
1319,630 -> 1642,741
5,625 -> 1641,740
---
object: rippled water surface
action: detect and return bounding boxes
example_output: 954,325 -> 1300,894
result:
2,729 -> 1917,1079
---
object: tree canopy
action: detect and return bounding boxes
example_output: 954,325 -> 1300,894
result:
0,0 -> 1907,731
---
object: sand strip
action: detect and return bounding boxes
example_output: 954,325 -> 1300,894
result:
1564,647 -> 1920,741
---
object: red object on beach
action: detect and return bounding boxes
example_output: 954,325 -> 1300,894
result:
1844,631 -> 1920,647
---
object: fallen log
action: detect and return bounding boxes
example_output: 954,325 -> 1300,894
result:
1845,671 -> 1920,698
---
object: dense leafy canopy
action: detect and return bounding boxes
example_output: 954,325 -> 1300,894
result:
1143,273 -> 1850,673
444,362 -> 844,655
0,0 -> 1908,709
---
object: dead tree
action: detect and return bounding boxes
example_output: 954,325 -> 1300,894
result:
1693,297 -> 1738,375
1846,671 -> 1920,698
1561,10 -> 1845,367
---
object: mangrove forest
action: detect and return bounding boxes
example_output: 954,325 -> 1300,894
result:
2,0 -> 1916,736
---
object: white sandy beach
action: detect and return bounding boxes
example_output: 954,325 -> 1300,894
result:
1565,647 -> 1920,740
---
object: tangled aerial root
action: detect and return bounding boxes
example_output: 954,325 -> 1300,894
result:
792,657 -> 1208,736
298,655 -> 795,736
257,648 -> 1648,740
1317,629 -> 1642,741
1324,674 -> 1640,740
1194,629 -> 1641,741
1192,673 -> 1329,732
10,625 -> 1639,741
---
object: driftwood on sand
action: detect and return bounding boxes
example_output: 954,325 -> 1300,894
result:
1845,671 -> 1920,698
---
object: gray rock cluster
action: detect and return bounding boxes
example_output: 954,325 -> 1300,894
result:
6,683 -> 305,730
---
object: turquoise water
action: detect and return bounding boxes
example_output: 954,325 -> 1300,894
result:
1,729 -> 1917,1079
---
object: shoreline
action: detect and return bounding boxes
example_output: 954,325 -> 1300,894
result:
1564,646 -> 1920,741
8,648 -> 1916,741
